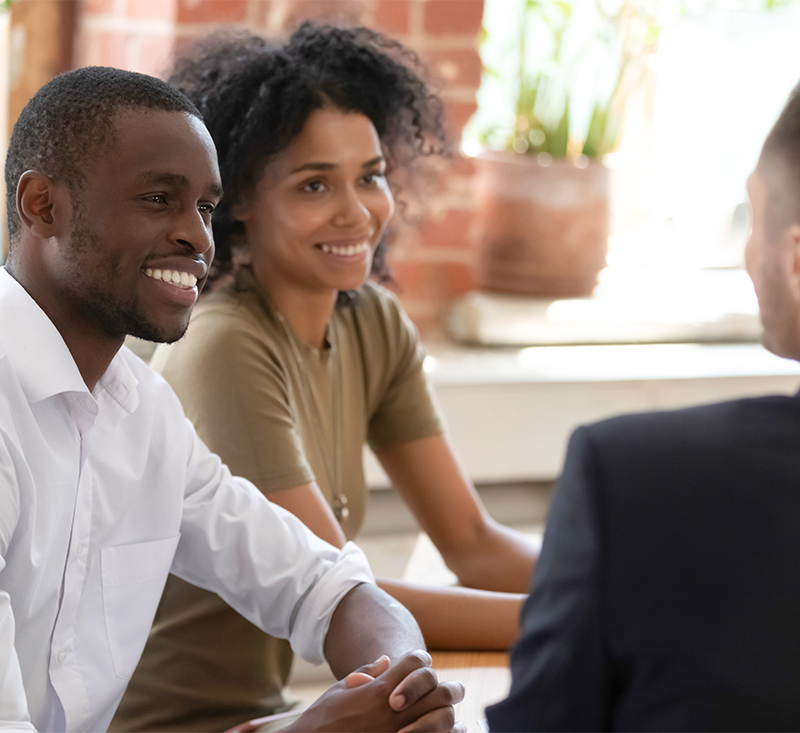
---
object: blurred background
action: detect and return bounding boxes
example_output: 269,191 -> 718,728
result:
4,0 -> 800,529
2,0 -> 799,338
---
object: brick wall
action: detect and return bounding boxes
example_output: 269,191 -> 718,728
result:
75,0 -> 485,335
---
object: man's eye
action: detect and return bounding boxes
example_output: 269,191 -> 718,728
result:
146,194 -> 167,204
198,203 -> 216,214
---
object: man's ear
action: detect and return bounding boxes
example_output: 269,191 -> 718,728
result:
787,222 -> 800,303
16,170 -> 71,238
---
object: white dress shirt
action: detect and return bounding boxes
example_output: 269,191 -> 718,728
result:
0,267 -> 375,732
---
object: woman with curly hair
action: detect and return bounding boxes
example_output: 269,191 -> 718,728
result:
112,23 -> 538,732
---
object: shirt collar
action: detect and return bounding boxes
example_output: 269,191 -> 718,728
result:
0,267 -> 139,411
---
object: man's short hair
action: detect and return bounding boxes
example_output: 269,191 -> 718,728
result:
761,83 -> 800,234
4,66 -> 201,247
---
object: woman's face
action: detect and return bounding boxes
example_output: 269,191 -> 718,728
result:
234,107 -> 395,298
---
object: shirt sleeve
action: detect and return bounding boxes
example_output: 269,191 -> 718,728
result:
158,309 -> 314,494
364,286 -> 444,451
170,418 -> 375,665
486,426 -> 611,732
0,435 -> 36,731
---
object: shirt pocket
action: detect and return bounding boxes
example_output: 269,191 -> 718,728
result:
101,534 -> 180,680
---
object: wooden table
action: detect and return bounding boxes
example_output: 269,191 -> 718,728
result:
431,651 -> 510,733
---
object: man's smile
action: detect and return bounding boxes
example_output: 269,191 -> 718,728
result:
143,268 -> 198,289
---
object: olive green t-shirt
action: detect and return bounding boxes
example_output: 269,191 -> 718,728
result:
111,267 -> 443,732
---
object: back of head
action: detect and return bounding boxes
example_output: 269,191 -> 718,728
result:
760,83 -> 800,234
4,66 -> 201,250
169,23 -> 448,283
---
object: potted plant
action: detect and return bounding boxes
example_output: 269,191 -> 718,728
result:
471,0 -> 658,297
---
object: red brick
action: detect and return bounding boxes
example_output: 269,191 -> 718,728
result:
130,32 -> 176,76
177,0 -> 248,23
388,259 -> 433,298
95,29 -> 130,68
251,0 -> 273,27
449,152 -> 476,177
436,260 -> 475,297
418,208 -> 475,250
423,0 -> 483,35
423,48 -> 482,88
127,0 -> 177,20
443,99 -> 477,138
81,0 -> 116,15
281,0 -> 368,28
374,0 -> 411,35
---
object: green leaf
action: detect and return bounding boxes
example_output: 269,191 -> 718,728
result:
548,96 -> 569,157
582,103 -> 607,159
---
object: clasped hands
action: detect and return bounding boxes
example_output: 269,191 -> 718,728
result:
284,650 -> 465,733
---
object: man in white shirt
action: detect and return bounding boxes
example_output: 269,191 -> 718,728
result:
0,66 -> 462,732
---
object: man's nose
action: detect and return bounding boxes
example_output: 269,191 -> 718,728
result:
172,208 -> 214,254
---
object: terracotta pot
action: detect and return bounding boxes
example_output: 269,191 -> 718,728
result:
476,151 -> 610,298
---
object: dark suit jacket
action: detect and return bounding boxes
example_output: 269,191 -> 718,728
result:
487,393 -> 800,731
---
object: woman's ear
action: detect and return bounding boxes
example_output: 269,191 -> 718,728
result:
16,170 -> 71,239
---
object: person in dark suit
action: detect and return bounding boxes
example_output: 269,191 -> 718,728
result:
487,83 -> 800,732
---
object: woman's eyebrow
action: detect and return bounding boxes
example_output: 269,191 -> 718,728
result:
289,156 -> 385,175
290,161 -> 336,174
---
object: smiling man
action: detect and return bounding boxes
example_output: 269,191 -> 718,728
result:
0,67 -> 461,733
487,84 -> 800,732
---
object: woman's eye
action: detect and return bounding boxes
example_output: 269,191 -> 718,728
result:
303,180 -> 325,193
362,172 -> 385,186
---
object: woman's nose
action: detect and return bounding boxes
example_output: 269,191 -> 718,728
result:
332,188 -> 371,227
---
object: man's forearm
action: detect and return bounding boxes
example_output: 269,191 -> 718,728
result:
324,583 -> 425,679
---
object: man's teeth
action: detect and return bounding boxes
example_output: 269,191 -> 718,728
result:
319,242 -> 370,256
144,268 -> 197,288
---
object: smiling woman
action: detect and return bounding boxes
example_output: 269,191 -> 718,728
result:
110,24 -> 539,733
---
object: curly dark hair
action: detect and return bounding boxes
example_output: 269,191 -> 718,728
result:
168,22 -> 449,294
5,66 -> 200,250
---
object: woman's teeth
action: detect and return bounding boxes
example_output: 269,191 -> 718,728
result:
144,268 -> 197,288
319,242 -> 370,256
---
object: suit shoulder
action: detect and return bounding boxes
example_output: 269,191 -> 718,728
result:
584,393 -> 800,448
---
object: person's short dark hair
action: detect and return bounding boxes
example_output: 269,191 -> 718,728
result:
760,82 -> 800,235
4,66 -> 201,248
169,23 -> 450,294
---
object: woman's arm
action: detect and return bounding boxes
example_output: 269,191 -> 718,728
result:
266,482 -> 348,547
267,479 -> 529,650
374,433 -> 538,594
376,578 -> 524,650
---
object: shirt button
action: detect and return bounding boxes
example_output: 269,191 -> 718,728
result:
58,650 -> 67,663
74,544 -> 84,558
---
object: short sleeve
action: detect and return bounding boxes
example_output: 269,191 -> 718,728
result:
157,302 -> 314,494
361,285 -> 444,451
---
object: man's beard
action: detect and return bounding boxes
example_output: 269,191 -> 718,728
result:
67,213 -> 189,345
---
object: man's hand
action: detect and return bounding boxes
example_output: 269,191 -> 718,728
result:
284,650 -> 465,732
